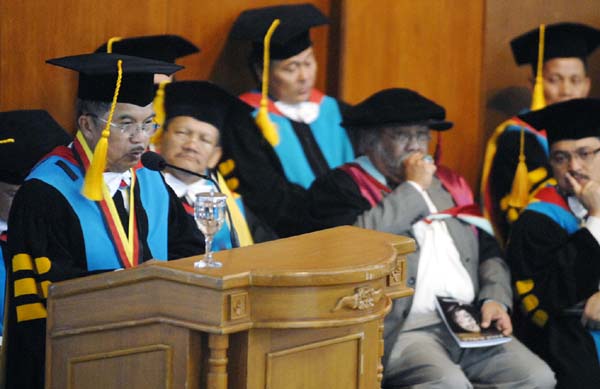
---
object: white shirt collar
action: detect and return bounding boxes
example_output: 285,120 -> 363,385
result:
0,219 -> 7,234
163,172 -> 214,204
104,170 -> 131,197
274,100 -> 320,124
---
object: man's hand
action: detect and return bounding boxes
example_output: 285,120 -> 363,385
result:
402,152 -> 436,190
582,291 -> 600,328
565,173 -> 600,217
481,300 -> 512,336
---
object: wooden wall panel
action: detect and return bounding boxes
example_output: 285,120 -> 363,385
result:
483,0 -> 600,181
0,0 -> 330,132
338,0 -> 485,188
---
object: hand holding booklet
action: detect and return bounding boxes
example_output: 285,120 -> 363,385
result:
435,296 -> 512,348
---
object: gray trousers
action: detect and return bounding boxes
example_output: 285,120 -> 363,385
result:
383,323 -> 556,389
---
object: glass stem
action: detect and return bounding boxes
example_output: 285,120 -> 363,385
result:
205,234 -> 214,262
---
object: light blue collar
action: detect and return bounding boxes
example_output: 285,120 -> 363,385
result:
354,155 -> 388,187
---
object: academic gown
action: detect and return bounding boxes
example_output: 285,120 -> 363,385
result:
218,90 -> 354,237
4,150 -> 204,389
481,117 -> 551,243
507,192 -> 600,388
307,163 -> 516,378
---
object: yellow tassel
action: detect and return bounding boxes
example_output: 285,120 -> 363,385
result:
506,127 -> 530,215
530,24 -> 546,111
106,36 -> 123,54
256,19 -> 280,146
82,59 -> 123,201
0,138 -> 15,144
150,80 -> 169,145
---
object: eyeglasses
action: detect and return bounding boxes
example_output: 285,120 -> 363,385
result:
549,147 -> 600,166
385,130 -> 431,145
87,114 -> 159,136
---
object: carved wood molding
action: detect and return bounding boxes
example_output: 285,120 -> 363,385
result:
332,287 -> 383,312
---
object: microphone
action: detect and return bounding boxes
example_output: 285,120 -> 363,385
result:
141,151 -> 240,248
141,151 -> 213,182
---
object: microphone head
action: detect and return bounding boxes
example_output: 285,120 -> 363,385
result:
141,151 -> 167,171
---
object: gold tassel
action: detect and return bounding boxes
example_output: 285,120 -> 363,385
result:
256,19 -> 280,146
0,138 -> 15,144
506,127 -> 530,221
81,59 -> 123,201
150,81 -> 169,145
504,24 -> 546,219
106,36 -> 123,54
530,24 -> 546,111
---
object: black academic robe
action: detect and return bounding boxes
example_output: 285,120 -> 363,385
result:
486,125 -> 550,243
218,100 -> 352,238
4,176 -> 203,389
507,209 -> 600,389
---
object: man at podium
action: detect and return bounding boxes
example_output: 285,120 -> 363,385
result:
4,53 -> 204,389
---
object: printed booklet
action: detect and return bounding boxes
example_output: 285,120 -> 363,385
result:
435,296 -> 512,348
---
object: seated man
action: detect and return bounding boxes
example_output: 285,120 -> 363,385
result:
219,3 -> 355,237
507,98 -> 600,388
5,53 -> 204,389
481,23 -> 600,242
0,110 -> 71,343
154,81 -> 276,250
307,88 -> 555,388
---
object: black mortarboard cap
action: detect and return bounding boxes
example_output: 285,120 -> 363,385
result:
95,35 -> 200,63
230,3 -> 329,60
47,53 -> 183,106
342,88 -> 453,131
511,23 -> 600,67
518,98 -> 600,145
164,81 -> 252,130
0,110 -> 72,184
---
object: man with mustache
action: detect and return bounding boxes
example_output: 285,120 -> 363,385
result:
507,98 -> 600,388
480,23 -> 600,243
4,53 -> 204,389
306,88 -> 555,388
155,81 -> 276,250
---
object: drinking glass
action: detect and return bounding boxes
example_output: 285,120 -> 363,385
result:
193,191 -> 227,268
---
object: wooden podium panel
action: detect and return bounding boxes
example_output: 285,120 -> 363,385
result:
46,226 -> 414,389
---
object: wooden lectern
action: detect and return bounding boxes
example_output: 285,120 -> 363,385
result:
46,226 -> 414,389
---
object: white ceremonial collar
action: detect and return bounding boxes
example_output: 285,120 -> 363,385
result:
163,172 -> 214,203
274,100 -> 320,124
104,170 -> 132,197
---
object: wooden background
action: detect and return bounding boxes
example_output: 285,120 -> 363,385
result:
1,0 -> 600,191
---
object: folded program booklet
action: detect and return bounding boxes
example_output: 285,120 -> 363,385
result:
435,296 -> 512,348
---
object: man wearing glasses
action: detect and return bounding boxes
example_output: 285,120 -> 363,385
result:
306,88 -> 555,388
507,98 -> 600,388
4,53 -> 204,389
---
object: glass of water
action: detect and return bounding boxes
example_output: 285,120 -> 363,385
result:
194,191 -> 227,268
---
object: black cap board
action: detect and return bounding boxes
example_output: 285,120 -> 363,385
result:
511,22 -> 600,68
95,34 -> 200,63
230,3 -> 328,60
519,98 -> 600,145
163,81 -> 252,131
47,52 -> 183,106
0,110 -> 72,184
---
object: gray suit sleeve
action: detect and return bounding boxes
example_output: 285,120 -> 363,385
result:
477,229 -> 513,310
353,182 -> 430,235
